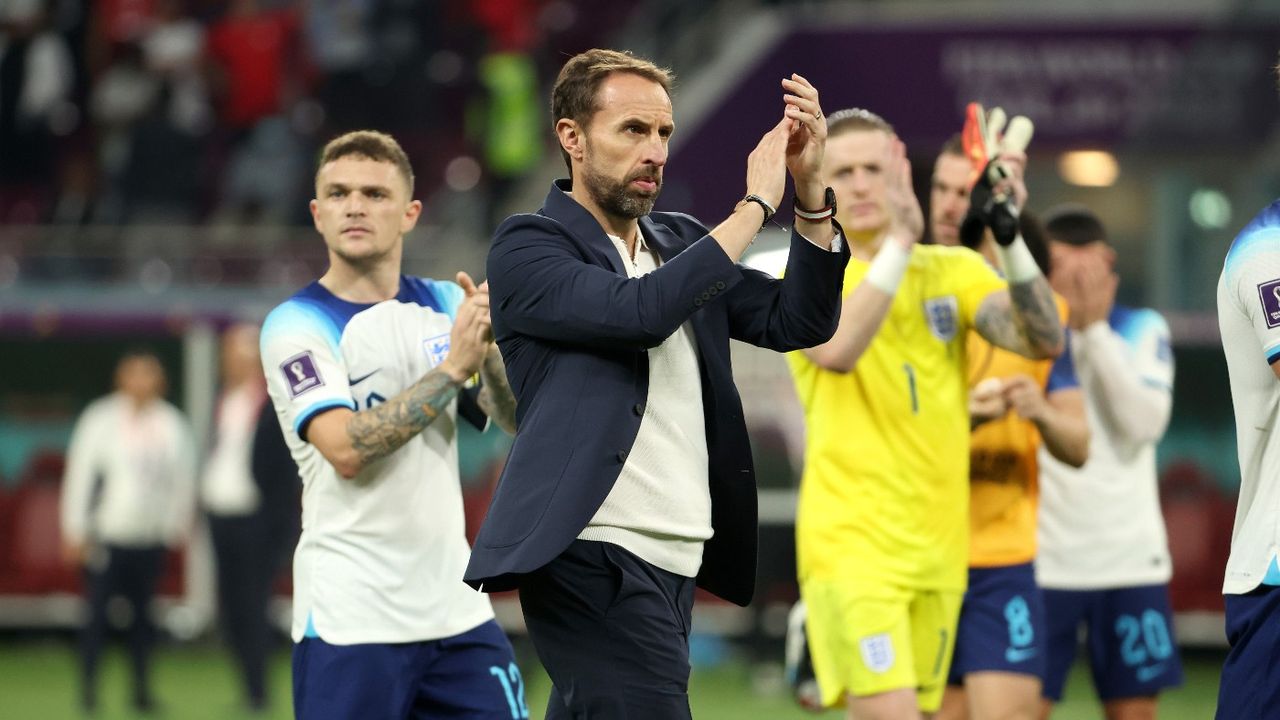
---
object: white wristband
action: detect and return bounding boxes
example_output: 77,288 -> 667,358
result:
865,237 -> 912,294
995,235 -> 1040,284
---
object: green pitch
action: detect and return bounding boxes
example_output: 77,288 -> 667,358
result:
0,639 -> 1221,719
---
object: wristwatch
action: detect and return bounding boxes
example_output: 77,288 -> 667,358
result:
794,187 -> 837,222
742,194 -> 776,228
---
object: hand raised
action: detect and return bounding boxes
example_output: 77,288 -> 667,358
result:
781,73 -> 826,191
457,271 -> 493,343
440,272 -> 494,381
1069,258 -> 1117,330
993,150 -> 1028,211
744,118 -> 790,210
884,135 -> 923,244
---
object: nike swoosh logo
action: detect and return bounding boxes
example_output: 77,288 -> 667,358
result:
348,369 -> 380,385
1136,663 -> 1165,683
1005,647 -> 1038,663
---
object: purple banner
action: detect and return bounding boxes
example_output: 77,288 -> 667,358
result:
661,23 -> 1279,222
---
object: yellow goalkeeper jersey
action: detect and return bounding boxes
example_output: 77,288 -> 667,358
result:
789,243 -> 1005,592
965,295 -> 1071,568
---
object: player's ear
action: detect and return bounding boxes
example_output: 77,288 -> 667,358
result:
309,198 -> 322,233
401,200 -> 423,233
556,119 -> 585,163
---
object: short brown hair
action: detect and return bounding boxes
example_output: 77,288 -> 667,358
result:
939,133 -> 963,158
317,130 -> 415,195
826,107 -> 894,139
550,49 -> 675,174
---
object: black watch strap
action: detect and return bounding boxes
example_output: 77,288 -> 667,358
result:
742,194 -> 776,228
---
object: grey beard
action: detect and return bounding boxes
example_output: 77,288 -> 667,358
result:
582,166 -> 660,219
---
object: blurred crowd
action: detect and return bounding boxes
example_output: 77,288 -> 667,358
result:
0,0 -> 630,227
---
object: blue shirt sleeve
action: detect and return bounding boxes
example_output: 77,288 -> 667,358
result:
1046,334 -> 1079,393
433,281 -> 466,322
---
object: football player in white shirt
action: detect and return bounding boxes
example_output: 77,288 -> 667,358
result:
1216,188 -> 1280,718
260,130 -> 524,720
1035,206 -> 1182,720
61,350 -> 196,714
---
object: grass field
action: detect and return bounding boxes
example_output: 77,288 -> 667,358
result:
0,636 -> 1223,719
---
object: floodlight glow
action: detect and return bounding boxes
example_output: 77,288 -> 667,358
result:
1189,188 -> 1232,230
1058,150 -> 1119,187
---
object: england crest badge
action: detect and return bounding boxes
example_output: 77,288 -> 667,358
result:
423,333 -> 451,367
859,632 -> 896,674
923,295 -> 959,342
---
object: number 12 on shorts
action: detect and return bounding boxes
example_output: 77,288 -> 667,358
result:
489,663 -> 529,719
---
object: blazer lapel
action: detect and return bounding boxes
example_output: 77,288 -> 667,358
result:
542,179 -> 628,276
641,216 -> 718,373
640,216 -> 684,265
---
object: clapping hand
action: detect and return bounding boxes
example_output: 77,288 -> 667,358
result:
440,271 -> 493,382
781,73 -> 827,206
884,136 -> 923,246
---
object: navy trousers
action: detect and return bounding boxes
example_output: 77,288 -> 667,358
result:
80,544 -> 165,711
519,540 -> 696,720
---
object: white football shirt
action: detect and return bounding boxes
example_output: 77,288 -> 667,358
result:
260,276 -> 494,644
1218,199 -> 1280,595
1037,306 -> 1175,589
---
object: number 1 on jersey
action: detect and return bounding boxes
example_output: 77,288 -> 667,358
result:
903,363 -> 919,414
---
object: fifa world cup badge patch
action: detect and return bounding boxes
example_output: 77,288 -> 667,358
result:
423,333 -> 451,367
281,351 -> 323,398
1258,279 -> 1280,329
923,295 -> 959,341
859,633 -> 896,674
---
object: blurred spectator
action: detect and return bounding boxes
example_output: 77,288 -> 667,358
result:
201,323 -> 285,713
94,0 -> 156,45
0,0 -> 74,222
206,0 -> 303,221
470,50 -> 542,229
141,0 -> 210,136
0,0 -> 629,231
89,41 -> 157,221
205,0 -> 296,131
249,365 -> 301,599
467,0 -> 539,52
59,349 -> 197,715
302,0 -> 376,132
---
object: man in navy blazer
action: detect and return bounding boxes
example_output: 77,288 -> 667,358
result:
464,49 -> 849,717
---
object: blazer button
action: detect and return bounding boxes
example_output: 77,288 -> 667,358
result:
693,297 -> 704,307
616,449 -> 629,463
700,291 -> 711,301
633,403 -> 644,416
709,287 -> 718,296
715,280 -> 726,290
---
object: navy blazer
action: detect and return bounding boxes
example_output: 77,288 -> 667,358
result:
464,180 -> 849,606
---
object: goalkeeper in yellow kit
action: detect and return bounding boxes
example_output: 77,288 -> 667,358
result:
786,107 -> 1064,719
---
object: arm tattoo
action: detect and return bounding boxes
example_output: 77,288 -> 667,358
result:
975,276 -> 1063,359
346,368 -> 462,466
477,347 -> 518,434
